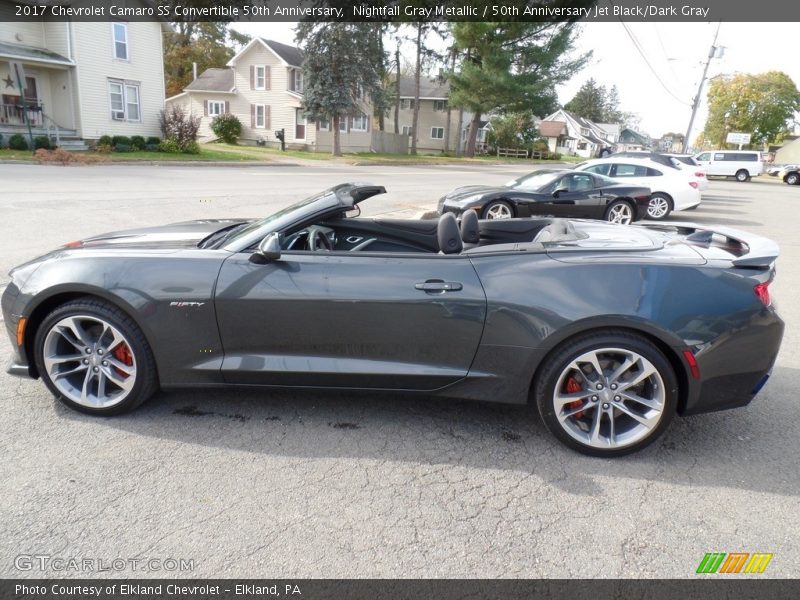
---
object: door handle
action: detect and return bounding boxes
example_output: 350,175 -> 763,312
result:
415,280 -> 463,293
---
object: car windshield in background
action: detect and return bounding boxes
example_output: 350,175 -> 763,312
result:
509,171 -> 563,191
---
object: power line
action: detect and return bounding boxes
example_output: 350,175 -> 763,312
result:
617,21 -> 692,107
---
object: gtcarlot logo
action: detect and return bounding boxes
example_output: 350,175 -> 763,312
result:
14,554 -> 195,573
696,552 -> 773,574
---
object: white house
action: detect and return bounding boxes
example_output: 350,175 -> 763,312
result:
540,109 -> 615,157
0,1 -> 168,147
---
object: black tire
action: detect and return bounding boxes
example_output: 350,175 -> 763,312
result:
785,172 -> 799,186
603,199 -> 635,224
646,193 -> 672,220
34,298 -> 158,416
735,169 -> 750,182
533,330 -> 678,457
482,200 -> 514,220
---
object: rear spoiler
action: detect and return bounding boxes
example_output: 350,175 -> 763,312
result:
638,222 -> 779,268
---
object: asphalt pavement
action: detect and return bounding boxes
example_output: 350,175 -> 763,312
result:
0,163 -> 798,578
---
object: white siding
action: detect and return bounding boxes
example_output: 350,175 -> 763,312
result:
167,93 -> 235,140
71,21 -> 165,139
395,99 -> 458,153
0,19 -> 45,48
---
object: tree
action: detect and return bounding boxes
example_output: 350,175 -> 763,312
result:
703,71 -> 800,147
296,23 -> 385,156
565,79 -> 625,123
486,112 -> 539,150
448,22 -> 589,157
163,21 -> 250,98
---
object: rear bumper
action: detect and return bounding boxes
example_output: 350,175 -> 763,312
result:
682,309 -> 784,415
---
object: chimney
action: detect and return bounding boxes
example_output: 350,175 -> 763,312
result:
192,62 -> 197,81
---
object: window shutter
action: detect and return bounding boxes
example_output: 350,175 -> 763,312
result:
265,105 -> 270,129
264,66 -> 271,90
203,100 -> 208,116
250,65 -> 255,90
250,104 -> 255,128
224,101 -> 230,114
286,67 -> 292,91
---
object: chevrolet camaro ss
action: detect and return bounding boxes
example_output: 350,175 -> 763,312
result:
2,183 -> 784,456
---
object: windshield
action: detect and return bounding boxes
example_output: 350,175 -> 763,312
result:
508,171 -> 563,191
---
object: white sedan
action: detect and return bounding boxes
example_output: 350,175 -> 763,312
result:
575,157 -> 702,220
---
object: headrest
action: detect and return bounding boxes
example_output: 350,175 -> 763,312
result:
532,219 -> 570,243
460,210 -> 480,244
438,212 -> 464,254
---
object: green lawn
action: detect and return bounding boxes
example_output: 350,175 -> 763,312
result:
0,147 -> 261,162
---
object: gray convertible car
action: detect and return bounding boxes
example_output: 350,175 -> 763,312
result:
2,183 -> 784,456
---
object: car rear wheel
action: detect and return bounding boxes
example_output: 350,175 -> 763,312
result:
34,299 -> 158,415
604,200 -> 634,224
735,169 -> 750,182
534,331 -> 678,457
646,193 -> 672,220
785,172 -> 799,185
483,200 -> 514,220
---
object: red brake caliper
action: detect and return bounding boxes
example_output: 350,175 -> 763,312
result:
113,344 -> 133,378
564,376 -> 585,419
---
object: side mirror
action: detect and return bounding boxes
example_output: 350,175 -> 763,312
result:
553,188 -> 568,198
250,232 -> 281,264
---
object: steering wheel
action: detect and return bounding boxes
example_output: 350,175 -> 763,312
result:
307,226 -> 333,252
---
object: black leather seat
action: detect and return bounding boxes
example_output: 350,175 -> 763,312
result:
459,210 -> 480,249
437,212 -> 463,254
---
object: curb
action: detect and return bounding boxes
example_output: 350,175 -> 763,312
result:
0,160 -> 300,168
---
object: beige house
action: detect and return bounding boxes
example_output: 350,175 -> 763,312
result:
0,2 -> 167,148
394,75 -> 461,153
167,37 -> 406,154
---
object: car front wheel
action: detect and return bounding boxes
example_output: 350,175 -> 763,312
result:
646,193 -> 672,220
534,330 -> 678,457
604,200 -> 634,224
482,200 -> 514,219
34,299 -> 158,415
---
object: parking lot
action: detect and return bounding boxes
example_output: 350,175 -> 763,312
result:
1,163 -> 798,578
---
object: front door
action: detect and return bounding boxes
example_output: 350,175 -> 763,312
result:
215,251 -> 487,390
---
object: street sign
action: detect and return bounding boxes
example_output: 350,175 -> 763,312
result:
726,132 -> 752,145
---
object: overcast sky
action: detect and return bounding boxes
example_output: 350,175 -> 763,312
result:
230,21 -> 800,140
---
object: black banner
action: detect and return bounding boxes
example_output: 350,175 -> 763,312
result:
4,579 -> 800,600
3,0 -> 800,22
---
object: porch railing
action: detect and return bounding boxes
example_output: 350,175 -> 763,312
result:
0,100 -> 45,128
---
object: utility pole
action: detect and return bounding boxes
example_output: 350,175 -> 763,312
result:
681,23 -> 722,154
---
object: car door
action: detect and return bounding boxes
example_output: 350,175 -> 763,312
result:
214,248 -> 487,390
539,173 -> 599,218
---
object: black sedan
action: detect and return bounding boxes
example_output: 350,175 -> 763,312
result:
438,169 -> 652,224
2,183 -> 783,456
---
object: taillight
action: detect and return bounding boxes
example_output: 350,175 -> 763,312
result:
754,282 -> 771,306
694,171 -> 705,178
688,181 -> 699,189
682,349 -> 700,380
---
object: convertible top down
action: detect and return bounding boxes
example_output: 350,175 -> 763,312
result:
2,183 -> 784,456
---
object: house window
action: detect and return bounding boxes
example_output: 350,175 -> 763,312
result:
580,127 -> 590,136
112,23 -> 128,60
351,111 -> 368,132
402,126 -> 413,136
255,66 -> 266,90
400,99 -> 414,110
108,79 -> 140,122
431,127 -> 444,139
339,117 -> 347,132
318,118 -> 329,131
255,104 -> 266,128
208,101 -> 226,117
433,100 -> 447,112
295,108 -> 306,139
290,69 -> 303,93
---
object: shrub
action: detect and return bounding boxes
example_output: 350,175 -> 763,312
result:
144,143 -> 160,152
146,136 -> 161,145
158,139 -> 181,153
159,105 -> 200,152
34,136 -> 51,150
210,113 -> 242,144
94,143 -> 114,154
181,141 -> 200,154
111,135 -> 131,148
9,134 -> 28,151
130,135 -> 146,150
0,133 -> 4,148
97,135 -> 113,147
114,143 -> 133,152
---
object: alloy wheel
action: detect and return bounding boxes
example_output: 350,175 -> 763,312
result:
552,347 -> 666,450
485,203 -> 513,219
42,315 -> 137,409
647,196 -> 670,219
607,203 -> 633,224
787,173 -> 799,185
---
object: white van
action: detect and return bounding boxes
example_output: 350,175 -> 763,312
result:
694,151 -> 763,182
